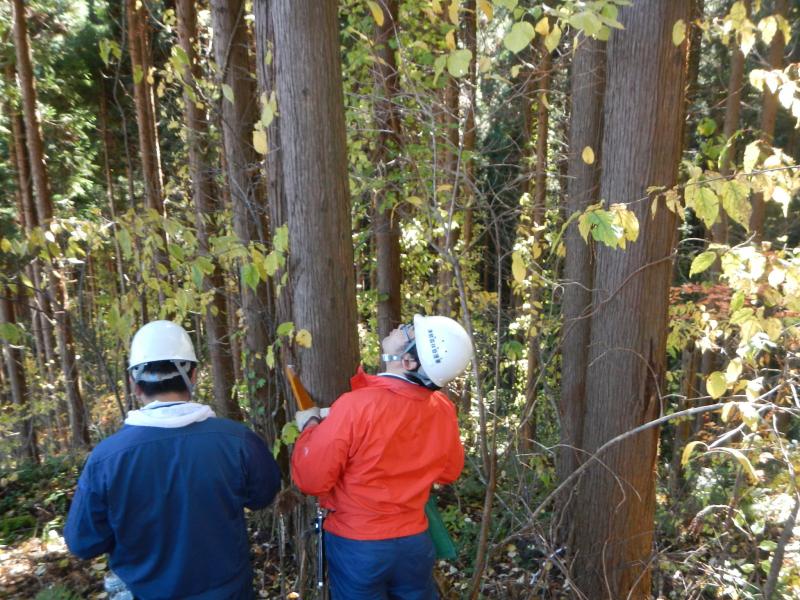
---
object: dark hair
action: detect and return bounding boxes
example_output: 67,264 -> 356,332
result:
402,344 -> 441,391
134,360 -> 196,397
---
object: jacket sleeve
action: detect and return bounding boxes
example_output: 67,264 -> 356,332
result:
63,462 -> 115,559
435,402 -> 464,484
242,429 -> 282,510
291,398 -> 353,496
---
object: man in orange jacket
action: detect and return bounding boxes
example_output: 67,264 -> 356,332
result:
291,314 -> 473,599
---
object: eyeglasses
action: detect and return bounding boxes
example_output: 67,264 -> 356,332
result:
400,323 -> 414,344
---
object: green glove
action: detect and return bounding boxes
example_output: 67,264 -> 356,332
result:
425,495 -> 457,560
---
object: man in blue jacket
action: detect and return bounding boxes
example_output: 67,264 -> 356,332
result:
64,320 -> 281,600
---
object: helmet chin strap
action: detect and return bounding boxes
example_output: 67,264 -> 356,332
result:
174,360 -> 194,400
381,353 -> 403,362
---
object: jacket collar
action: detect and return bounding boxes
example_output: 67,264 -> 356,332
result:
350,366 -> 433,400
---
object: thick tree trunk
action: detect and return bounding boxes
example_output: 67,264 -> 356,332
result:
261,0 -> 360,403
177,0 -> 241,421
750,0 -> 788,239
571,3 -> 690,597
126,0 -> 164,214
11,0 -> 89,448
559,35 -> 606,489
0,292 -> 39,463
372,0 -> 403,344
210,0 -> 274,418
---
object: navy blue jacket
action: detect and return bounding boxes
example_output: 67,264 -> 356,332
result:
64,417 -> 281,600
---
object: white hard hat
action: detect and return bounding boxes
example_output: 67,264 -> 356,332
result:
412,314 -> 473,387
128,320 -> 197,370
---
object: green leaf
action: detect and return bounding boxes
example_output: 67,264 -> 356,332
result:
503,22 -> 535,54
446,49 -> 473,78
273,225 -> 289,253
689,251 -> 717,277
0,322 -> 24,344
264,251 -> 279,276
222,83 -> 235,103
730,290 -> 745,312
276,321 -> 295,338
241,262 -> 260,291
588,210 -> 620,247
720,179 -> 752,230
133,65 -> 144,85
706,371 -> 727,399
494,0 -> 518,9
281,422 -> 300,445
569,11 -> 602,38
433,54 -> 447,84
511,251 -> 526,284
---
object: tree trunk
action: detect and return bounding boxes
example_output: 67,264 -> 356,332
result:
177,0 -> 241,421
126,0 -> 164,214
750,0 -> 788,239
210,0 -> 274,419
462,0 -> 478,247
260,0 -> 360,403
559,34 -> 606,488
0,293 -> 39,464
371,0 -> 403,344
11,0 -> 89,448
571,3 -> 690,597
521,42 -> 552,452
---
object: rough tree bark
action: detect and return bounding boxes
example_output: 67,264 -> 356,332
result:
126,0 -> 164,214
372,0 -> 403,344
210,0 -> 273,417
177,0 -> 241,421
750,0 -> 789,239
559,34 -> 606,491
11,0 -> 89,448
260,0 -> 360,404
0,295 -> 39,463
571,2 -> 690,597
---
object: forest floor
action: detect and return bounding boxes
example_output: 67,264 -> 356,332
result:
0,454 -> 552,600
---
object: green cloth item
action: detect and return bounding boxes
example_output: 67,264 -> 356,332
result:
425,496 -> 457,560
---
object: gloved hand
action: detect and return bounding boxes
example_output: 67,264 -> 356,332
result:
296,407 -> 321,431
320,407 -> 330,418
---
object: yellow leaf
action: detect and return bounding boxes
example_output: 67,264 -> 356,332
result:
367,1 -> 385,26
448,0 -> 460,26
706,371 -> 727,399
721,402 -> 737,423
253,128 -> 268,155
681,441 -> 705,466
0,238 -> 11,253
720,447 -> 759,483
406,195 -> 423,207
511,251 -> 526,284
758,15 -> 776,45
740,27 -> 756,56
535,17 -> 550,37
544,24 -> 562,53
725,358 -> 742,384
672,19 -> 686,46
745,377 -> 763,402
478,56 -> 492,73
478,0 -> 493,20
581,146 -> 595,165
445,29 -> 456,50
295,329 -> 313,348
738,402 -> 759,431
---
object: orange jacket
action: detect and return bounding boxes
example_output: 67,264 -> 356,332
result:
291,368 -> 464,540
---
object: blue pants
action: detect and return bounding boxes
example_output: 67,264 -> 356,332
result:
325,531 -> 438,600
